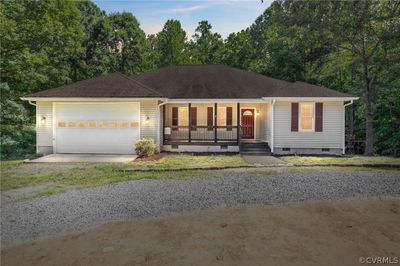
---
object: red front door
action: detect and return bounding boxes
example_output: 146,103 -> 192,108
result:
241,109 -> 254,139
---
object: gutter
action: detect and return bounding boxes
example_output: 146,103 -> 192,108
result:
21,97 -> 168,102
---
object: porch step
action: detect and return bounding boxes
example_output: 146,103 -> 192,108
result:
240,142 -> 271,155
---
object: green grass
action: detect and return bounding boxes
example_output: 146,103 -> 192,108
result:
0,161 -> 229,197
130,154 -> 250,170
1,154 -> 245,195
34,184 -> 68,197
1,170 -> 61,191
56,165 -> 210,189
280,156 -> 400,166
12,184 -> 69,203
0,160 -> 24,170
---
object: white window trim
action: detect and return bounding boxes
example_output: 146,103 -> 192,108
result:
298,102 -> 315,132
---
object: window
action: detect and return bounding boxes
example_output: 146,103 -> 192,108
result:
88,121 -> 97,128
299,103 -> 314,132
217,107 -> 226,126
108,122 -> 117,128
130,121 -> 139,128
179,107 -> 188,126
67,121 -> 77,127
78,121 -> 88,128
242,110 -> 252,116
119,121 -> 129,128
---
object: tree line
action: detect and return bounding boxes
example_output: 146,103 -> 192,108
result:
1,0 -> 399,158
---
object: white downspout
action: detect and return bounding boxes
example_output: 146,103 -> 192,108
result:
157,101 -> 168,152
271,99 -> 276,153
343,100 -> 354,155
27,100 -> 38,153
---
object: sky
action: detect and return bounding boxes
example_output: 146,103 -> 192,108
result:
93,0 -> 273,39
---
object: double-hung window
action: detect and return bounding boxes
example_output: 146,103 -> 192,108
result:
299,103 -> 314,132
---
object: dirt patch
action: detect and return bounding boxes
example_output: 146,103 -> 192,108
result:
1,184 -> 48,204
2,199 -> 399,266
133,152 -> 169,162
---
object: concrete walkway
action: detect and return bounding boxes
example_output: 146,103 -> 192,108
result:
241,155 -> 288,166
29,154 -> 137,163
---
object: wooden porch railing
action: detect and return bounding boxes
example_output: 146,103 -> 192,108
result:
164,125 -> 239,143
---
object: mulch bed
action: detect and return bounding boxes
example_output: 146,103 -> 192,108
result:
133,153 -> 169,162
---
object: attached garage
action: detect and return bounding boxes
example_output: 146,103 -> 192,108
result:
55,103 -> 140,154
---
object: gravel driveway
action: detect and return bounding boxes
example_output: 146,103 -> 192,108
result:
2,168 -> 400,245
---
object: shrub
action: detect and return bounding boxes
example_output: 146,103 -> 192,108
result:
134,138 -> 157,157
0,124 -> 36,160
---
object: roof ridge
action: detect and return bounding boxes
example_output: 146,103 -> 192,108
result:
117,72 -> 163,97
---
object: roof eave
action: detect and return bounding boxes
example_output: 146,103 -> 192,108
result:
21,96 -> 167,101
261,96 -> 359,101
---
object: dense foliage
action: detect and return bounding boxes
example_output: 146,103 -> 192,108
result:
1,0 -> 399,159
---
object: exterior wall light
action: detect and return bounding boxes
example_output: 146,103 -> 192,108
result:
40,116 -> 46,124
145,116 -> 150,124
256,111 -> 260,116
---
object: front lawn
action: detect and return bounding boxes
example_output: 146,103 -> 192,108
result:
280,156 -> 400,166
130,154 -> 250,170
1,154 -> 247,201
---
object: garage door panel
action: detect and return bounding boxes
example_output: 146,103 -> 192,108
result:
55,103 -> 140,154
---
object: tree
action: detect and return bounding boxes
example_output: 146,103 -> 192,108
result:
0,0 -> 85,95
189,21 -> 224,64
156,20 -> 189,66
223,30 -> 253,69
77,0 -> 112,78
108,12 -> 152,74
277,0 -> 400,155
0,83 -> 35,159
0,0 -> 85,158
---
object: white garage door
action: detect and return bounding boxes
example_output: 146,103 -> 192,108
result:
55,103 -> 140,154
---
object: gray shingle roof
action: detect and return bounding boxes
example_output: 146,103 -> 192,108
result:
25,65 -> 354,98
132,64 -> 292,98
26,73 -> 162,98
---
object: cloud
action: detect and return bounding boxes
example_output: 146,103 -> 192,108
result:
160,5 -> 208,14
142,24 -> 164,35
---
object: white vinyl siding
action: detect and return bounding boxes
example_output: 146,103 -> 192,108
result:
274,101 -> 344,148
140,100 -> 158,142
36,101 -> 53,148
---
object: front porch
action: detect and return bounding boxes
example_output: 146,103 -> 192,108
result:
161,102 -> 270,153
